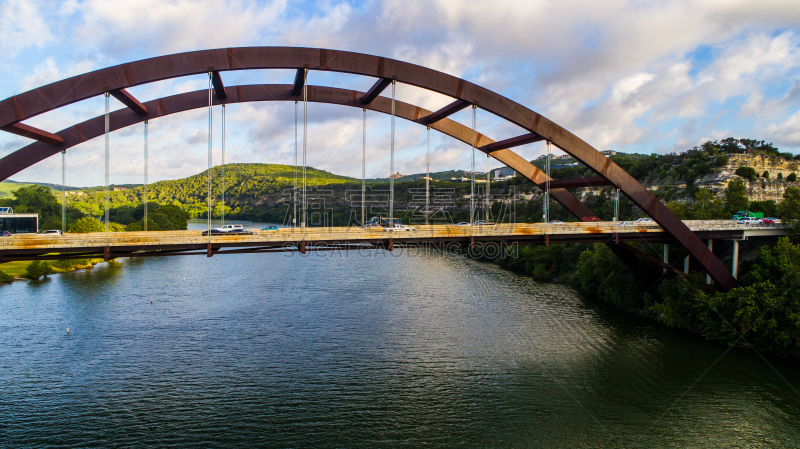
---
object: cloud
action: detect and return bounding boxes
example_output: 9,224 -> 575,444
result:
5,0 -> 800,186
0,0 -> 54,59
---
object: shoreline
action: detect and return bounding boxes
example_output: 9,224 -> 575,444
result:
0,259 -> 105,283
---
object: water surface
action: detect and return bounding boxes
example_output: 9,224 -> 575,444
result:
1,221 -> 798,447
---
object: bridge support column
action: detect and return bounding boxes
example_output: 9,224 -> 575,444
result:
732,240 -> 739,279
663,244 -> 668,274
706,239 -> 713,284
684,256 -> 689,274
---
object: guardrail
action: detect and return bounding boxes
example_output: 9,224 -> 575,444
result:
0,220 -> 787,251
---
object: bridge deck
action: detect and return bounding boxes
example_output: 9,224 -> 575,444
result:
0,220 -> 786,262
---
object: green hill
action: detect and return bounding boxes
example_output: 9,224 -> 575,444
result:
0,182 -> 58,199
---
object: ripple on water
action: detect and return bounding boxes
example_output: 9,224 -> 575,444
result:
0,248 -> 798,447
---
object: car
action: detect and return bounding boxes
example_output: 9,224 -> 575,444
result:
261,225 -> 279,230
736,217 -> 763,225
212,224 -> 244,233
548,220 -> 564,224
616,221 -> 631,226
634,218 -> 654,223
202,228 -> 255,236
763,217 -> 781,224
360,222 -> 382,228
474,220 -> 496,225
455,222 -> 471,226
384,224 -> 415,232
0,231 -> 11,237
41,230 -> 62,235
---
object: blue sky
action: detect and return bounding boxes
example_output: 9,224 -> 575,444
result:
1,0 -> 799,186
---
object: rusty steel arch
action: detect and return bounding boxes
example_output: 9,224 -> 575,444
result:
0,47 -> 737,290
0,84 -> 597,222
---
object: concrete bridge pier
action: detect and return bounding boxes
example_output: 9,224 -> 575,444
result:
663,244 -> 669,274
732,240 -> 740,279
684,255 -> 690,274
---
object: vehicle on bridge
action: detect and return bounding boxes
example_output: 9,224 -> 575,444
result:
363,216 -> 403,228
763,217 -> 781,225
202,227 -> 255,236
474,220 -> 495,225
736,217 -> 764,225
732,210 -> 764,220
1,231 -> 11,237
384,224 -> 416,232
261,225 -> 279,231
212,224 -> 244,233
40,230 -> 62,235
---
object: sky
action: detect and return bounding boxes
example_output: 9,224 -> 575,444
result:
1,0 -> 799,187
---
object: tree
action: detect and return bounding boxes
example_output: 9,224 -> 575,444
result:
762,171 -> 770,179
749,200 -> 777,218
69,217 -> 104,233
724,179 -> 749,215
690,188 -> 725,219
788,173 -> 798,182
778,172 -> 784,180
735,166 -> 757,182
25,260 -> 54,279
715,155 -> 728,166
778,187 -> 800,221
0,270 -> 12,283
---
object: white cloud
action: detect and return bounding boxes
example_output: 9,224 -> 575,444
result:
0,0 -> 54,58
5,0 -> 800,185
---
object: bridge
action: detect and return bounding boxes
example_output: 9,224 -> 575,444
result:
0,47 -> 773,291
0,221 -> 785,282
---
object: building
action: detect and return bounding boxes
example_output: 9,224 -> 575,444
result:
601,150 -> 617,156
388,172 -> 404,179
0,208 -> 38,234
494,167 -> 516,178
113,187 -> 127,191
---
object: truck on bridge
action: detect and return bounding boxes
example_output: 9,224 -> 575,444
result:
732,210 -> 764,220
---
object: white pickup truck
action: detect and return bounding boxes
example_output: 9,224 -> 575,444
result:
213,224 -> 244,232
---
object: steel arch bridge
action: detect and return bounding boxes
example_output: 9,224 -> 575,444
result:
0,47 -> 737,291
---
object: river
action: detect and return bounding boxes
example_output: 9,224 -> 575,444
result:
1,220 -> 799,447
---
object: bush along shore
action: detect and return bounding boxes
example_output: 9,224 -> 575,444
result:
472,236 -> 800,360
0,258 -> 104,283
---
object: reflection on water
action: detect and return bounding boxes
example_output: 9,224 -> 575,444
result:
1,245 -> 798,447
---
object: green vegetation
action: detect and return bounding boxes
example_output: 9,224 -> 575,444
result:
788,173 -> 797,182
0,182 -> 58,199
0,270 -> 12,283
477,233 -> 800,359
69,217 -> 104,233
24,260 -> 54,279
735,166 -> 757,181
649,238 -> 800,359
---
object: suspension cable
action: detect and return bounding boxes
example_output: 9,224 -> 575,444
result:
426,126 -> 430,226
390,80 -> 396,224
471,105 -> 476,226
144,120 -> 148,231
486,154 -> 490,222
104,92 -> 110,234
207,72 -> 213,238
61,150 -> 66,233
362,107 -> 366,225
302,69 -> 308,229
545,141 -> 551,223
221,104 -> 226,227
294,100 -> 298,229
